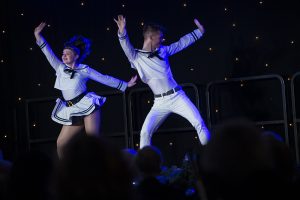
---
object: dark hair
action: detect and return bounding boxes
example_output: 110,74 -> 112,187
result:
135,145 -> 163,175
64,35 -> 91,63
142,22 -> 166,38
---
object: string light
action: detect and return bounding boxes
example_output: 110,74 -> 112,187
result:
37,83 -> 41,87
265,63 -> 269,67
259,1 -> 263,5
47,24 -> 51,27
190,67 -> 194,71
0,59 -> 4,63
147,100 -> 151,104
232,23 -> 236,27
215,109 -> 219,113
20,13 -> 24,16
289,123 -> 293,127
106,27 -> 110,31
101,57 -> 105,61
255,36 -> 260,40
261,125 -> 264,129
224,7 -> 228,12
209,47 -> 213,51
4,135 -> 7,138
169,142 -> 173,146
235,57 -> 239,61
18,97 -> 22,101
135,143 -> 139,147
80,2 -> 85,6
224,77 -> 228,80
122,4 -> 125,8
2,30 -> 5,34
183,2 -> 187,7
141,22 -> 144,26
195,136 -> 198,140
29,47 -> 33,51
33,123 -> 36,127
290,41 -> 295,45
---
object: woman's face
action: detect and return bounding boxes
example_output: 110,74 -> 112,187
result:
62,48 -> 78,65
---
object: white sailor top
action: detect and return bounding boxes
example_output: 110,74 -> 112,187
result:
118,29 -> 203,94
37,37 -> 127,100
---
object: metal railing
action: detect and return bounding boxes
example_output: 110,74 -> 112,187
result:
206,74 -> 289,146
291,72 -> 300,164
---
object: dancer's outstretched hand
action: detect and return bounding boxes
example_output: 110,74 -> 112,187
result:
114,15 -> 126,34
34,22 -> 46,42
127,75 -> 138,88
194,19 -> 205,34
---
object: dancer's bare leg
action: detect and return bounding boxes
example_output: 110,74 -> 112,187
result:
57,124 -> 84,158
84,109 -> 101,136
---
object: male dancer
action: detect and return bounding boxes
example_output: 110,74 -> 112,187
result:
114,15 -> 210,148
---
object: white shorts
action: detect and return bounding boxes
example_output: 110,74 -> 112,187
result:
51,92 -> 106,125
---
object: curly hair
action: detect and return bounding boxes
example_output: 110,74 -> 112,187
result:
64,35 -> 91,63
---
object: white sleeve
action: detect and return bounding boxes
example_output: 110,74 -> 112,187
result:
87,67 -> 128,92
166,29 -> 203,56
118,30 -> 137,62
36,37 -> 63,71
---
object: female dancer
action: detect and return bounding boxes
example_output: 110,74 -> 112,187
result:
34,22 -> 137,157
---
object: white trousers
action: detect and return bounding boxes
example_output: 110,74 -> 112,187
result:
140,90 -> 210,148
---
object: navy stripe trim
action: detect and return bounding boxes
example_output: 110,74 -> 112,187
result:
72,104 -> 95,115
39,42 -> 47,49
116,80 -> 122,90
53,101 -> 71,122
119,35 -> 127,40
190,32 -> 197,42
193,30 -> 199,40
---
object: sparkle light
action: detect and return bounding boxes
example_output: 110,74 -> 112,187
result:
101,57 -> 105,61
183,3 -> 187,7
169,142 -> 173,146
209,47 -> 213,51
106,27 -> 110,31
232,23 -> 236,27
122,4 -> 125,8
18,97 -> 22,101
0,59 -> 4,63
2,30 -> 5,34
235,57 -> 239,61
190,67 -> 194,71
